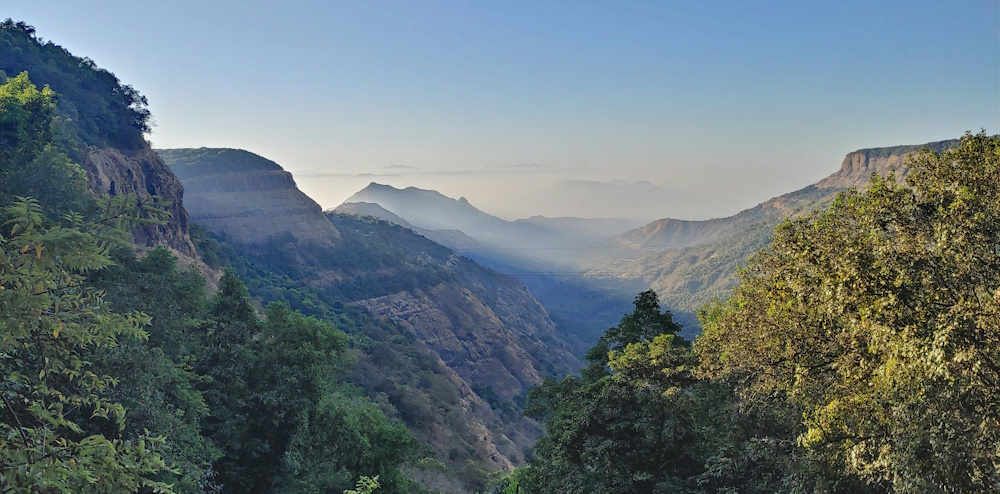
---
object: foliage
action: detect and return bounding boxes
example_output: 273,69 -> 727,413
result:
89,247 -> 218,492
343,476 -> 380,494
189,216 -> 515,492
197,271 -> 421,494
0,72 -> 93,216
0,19 -> 152,150
520,291 -> 714,493
697,131 -> 1000,492
0,197 -> 174,493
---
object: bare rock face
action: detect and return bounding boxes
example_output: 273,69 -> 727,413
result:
83,146 -> 198,258
158,148 -> 340,246
816,139 -> 959,190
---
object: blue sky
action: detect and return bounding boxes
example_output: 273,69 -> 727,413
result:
8,1 -> 999,218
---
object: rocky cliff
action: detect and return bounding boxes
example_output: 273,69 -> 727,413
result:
596,139 -> 961,323
158,148 -> 340,246
353,250 -> 577,400
815,138 -> 959,189
167,149 -> 581,486
619,139 -> 959,250
83,145 -> 199,259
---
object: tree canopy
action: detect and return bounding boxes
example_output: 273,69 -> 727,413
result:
511,132 -> 1000,494
698,131 -> 1000,492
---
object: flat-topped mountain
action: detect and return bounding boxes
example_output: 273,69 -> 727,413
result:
170,148 -> 581,486
619,139 -> 960,251
158,148 -> 340,245
594,138 -> 962,320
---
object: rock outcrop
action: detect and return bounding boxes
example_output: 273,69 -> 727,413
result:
619,139 -> 959,251
595,138 -> 962,324
83,145 -> 199,258
158,148 -> 339,246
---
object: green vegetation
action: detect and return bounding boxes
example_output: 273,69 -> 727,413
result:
5,18 -> 996,493
0,20 -> 151,152
1,73 -> 419,493
699,131 -> 1000,492
0,197 -> 176,493
189,213 -> 531,492
159,148 -> 284,180
511,132 -> 1000,493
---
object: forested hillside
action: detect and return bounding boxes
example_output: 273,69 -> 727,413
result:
500,132 -> 1000,493
0,21 -> 524,493
0,23 -> 427,492
3,16 -> 996,494
157,147 -> 584,492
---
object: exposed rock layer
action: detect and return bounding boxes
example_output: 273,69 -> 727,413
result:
159,148 -> 340,246
83,145 -> 198,257
619,139 -> 960,250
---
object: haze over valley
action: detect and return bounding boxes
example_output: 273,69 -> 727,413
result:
2,3 -> 998,493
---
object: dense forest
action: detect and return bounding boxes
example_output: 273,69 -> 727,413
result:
497,133 -> 1000,493
2,18 -> 998,494
0,23 -> 417,493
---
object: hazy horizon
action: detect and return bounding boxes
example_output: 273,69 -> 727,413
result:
9,1 -> 998,220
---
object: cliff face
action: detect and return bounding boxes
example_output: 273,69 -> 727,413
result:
597,139 -> 961,324
158,148 -> 340,246
815,139 -> 959,189
83,145 -> 198,258
619,139 -> 959,251
166,148 -> 580,480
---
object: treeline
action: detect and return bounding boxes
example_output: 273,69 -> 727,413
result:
0,70 -> 419,493
0,19 -> 151,152
499,132 -> 1000,494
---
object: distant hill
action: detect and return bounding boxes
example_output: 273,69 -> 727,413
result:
595,138 -> 962,318
345,183 -> 527,246
158,148 -> 340,246
343,183 -> 634,268
166,149 -> 582,490
618,139 -> 960,250
513,179 -> 695,221
334,201 -> 485,252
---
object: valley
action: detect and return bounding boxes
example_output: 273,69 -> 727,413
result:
2,10 -> 995,494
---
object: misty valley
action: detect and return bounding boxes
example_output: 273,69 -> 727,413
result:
2,13 -> 999,494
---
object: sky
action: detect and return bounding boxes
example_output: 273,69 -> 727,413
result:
8,1 -> 999,220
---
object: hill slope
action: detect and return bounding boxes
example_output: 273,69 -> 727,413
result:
619,139 -> 961,250
158,148 -> 340,246
596,139 -> 962,318
162,148 -> 581,491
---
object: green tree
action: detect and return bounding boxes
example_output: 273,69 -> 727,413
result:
521,291 -> 712,493
0,72 -> 92,216
0,198 -> 173,493
90,247 -> 218,492
198,271 -> 263,493
697,131 -> 1000,492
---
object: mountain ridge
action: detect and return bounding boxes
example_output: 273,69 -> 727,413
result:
618,138 -> 961,250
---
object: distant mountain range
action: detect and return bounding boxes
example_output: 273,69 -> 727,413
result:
338,139 -> 962,337
342,183 -> 641,267
596,138 -> 962,317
